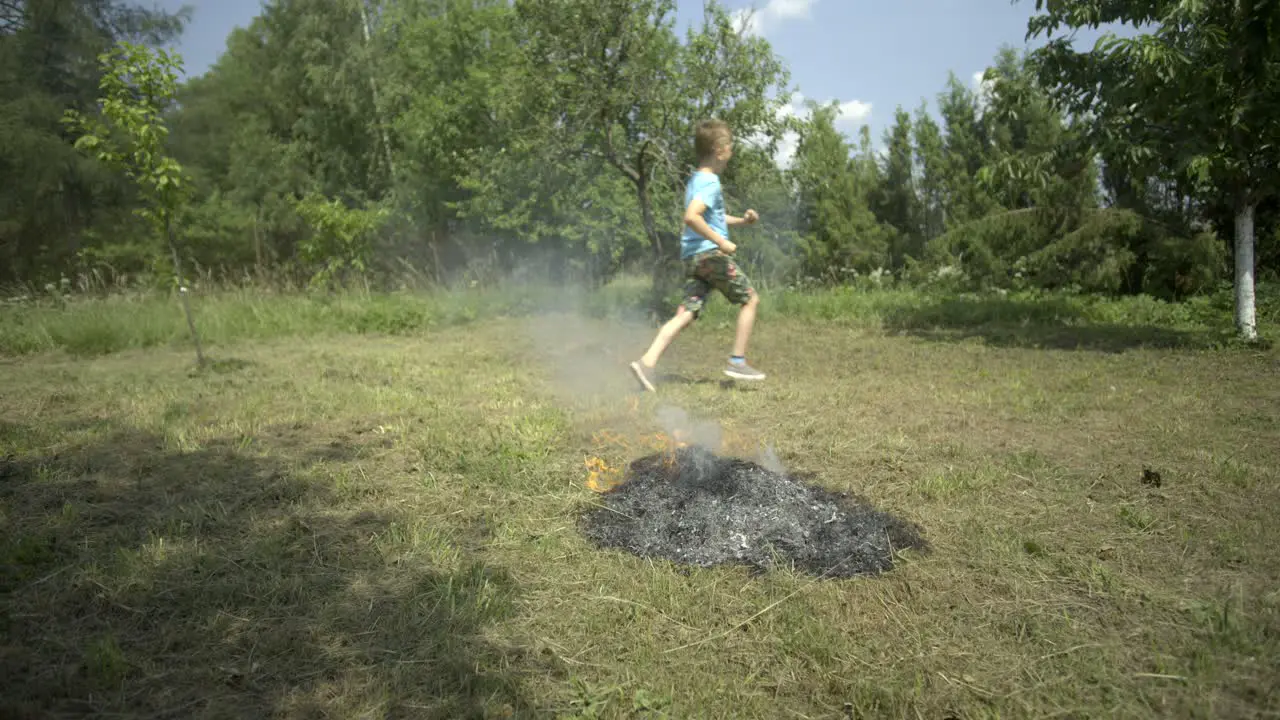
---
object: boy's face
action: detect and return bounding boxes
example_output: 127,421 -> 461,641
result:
714,137 -> 733,166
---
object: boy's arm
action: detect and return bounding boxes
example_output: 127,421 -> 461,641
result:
727,209 -> 759,227
684,198 -> 737,254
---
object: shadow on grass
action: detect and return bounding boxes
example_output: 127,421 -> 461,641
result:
655,373 -> 740,391
0,424 -> 544,719
879,294 -> 1224,353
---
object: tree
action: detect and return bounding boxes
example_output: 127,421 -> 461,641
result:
790,102 -> 891,280
981,46 -> 1098,214
460,0 -> 791,313
874,105 -> 920,268
167,25 -> 310,273
0,0 -> 188,282
64,41 -> 205,364
1025,0 -> 1279,340
386,0 -> 520,277
913,102 -> 947,244
292,191 -> 388,289
167,0 -> 396,281
936,74 -> 998,229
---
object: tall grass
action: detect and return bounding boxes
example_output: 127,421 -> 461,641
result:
2,275 -> 1276,358
0,282 -> 644,357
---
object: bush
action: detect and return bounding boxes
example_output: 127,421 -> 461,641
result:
1027,209 -> 1143,293
920,207 -> 1226,299
1141,230 -> 1226,300
924,209 -> 1057,290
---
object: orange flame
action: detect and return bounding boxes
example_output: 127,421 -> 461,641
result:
584,425 -> 763,491
585,455 -> 622,493
660,430 -> 687,468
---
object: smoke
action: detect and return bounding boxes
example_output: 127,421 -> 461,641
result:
656,402 -> 788,476
512,266 -> 789,475
656,404 -> 723,451
520,311 -> 792,474
521,308 -> 656,406
758,442 -> 786,475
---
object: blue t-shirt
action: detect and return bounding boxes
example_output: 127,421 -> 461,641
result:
680,170 -> 727,258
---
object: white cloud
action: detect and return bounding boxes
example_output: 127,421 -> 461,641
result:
835,99 -> 872,127
765,0 -> 815,20
731,0 -> 817,37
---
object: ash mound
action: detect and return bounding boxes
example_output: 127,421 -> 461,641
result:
578,445 -> 929,578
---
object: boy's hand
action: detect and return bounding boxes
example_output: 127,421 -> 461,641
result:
743,209 -> 759,225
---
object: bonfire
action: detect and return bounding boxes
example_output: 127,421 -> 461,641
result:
579,436 -> 928,579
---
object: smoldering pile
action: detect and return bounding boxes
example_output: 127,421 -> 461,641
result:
578,445 -> 929,578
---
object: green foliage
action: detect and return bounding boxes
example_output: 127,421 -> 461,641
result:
59,38 -> 207,364
925,209 -> 1056,290
980,46 -> 1100,212
875,106 -> 921,267
174,190 -> 259,270
292,194 -> 389,289
927,205 -> 1228,298
3,0 -> 1277,326
789,103 -> 892,282
1028,0 -> 1278,201
385,0 -> 515,230
1026,210 -> 1143,293
1142,229 -> 1228,300
913,103 -> 948,244
936,74 -> 1000,228
163,0 -> 387,281
0,0 -> 189,284
1026,0 -> 1280,337
63,42 -> 192,240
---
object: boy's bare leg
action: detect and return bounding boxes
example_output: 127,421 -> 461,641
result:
641,307 -> 696,368
631,306 -> 695,392
724,290 -> 765,380
731,290 -> 758,358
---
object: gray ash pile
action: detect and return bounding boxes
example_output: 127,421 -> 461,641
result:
578,445 -> 928,578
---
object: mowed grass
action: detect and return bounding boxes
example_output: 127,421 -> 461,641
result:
1,284 -> 1278,719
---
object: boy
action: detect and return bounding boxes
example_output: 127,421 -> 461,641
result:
629,119 -> 766,393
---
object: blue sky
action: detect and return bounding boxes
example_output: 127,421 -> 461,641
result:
155,0 -> 1129,161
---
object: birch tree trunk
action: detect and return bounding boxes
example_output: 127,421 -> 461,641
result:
1234,198 -> 1257,341
358,0 -> 397,181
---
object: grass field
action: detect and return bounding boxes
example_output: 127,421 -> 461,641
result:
2,281 -> 1278,719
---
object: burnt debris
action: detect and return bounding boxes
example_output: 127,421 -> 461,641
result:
578,445 -> 929,579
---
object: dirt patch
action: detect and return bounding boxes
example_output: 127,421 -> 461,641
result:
578,445 -> 929,578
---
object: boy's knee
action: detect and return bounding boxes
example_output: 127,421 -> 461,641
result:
673,304 -> 699,325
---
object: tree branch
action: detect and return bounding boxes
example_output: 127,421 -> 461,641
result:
599,119 -> 640,183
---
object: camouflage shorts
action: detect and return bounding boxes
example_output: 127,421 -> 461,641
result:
680,250 -> 755,318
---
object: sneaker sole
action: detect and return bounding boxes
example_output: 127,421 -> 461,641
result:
723,368 -> 766,381
630,362 -> 656,392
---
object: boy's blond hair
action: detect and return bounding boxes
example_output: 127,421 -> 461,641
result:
694,119 -> 732,163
